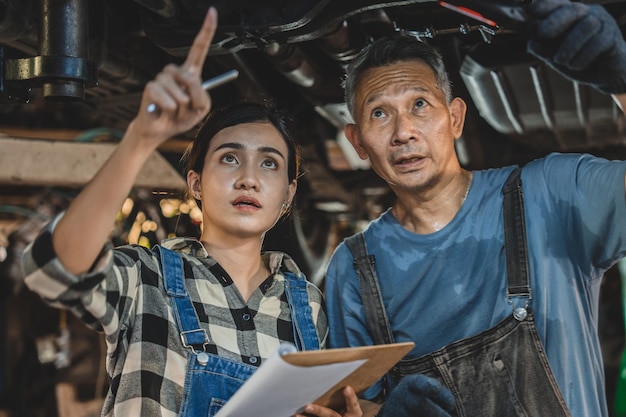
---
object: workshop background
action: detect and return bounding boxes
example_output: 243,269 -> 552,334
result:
1,1 -> 626,416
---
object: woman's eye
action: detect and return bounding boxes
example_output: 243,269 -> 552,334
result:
221,154 -> 238,164
262,158 -> 278,169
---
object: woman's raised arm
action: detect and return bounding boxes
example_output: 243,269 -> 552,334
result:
52,7 -> 218,274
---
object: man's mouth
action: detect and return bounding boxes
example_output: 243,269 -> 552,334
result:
394,154 -> 425,167
396,156 -> 422,165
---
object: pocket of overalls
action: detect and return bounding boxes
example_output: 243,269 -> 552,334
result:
208,398 -> 227,417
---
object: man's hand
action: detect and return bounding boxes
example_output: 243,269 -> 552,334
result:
527,0 -> 626,95
377,374 -> 455,417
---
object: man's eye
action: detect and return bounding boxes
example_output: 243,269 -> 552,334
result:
414,99 -> 426,109
372,109 -> 386,118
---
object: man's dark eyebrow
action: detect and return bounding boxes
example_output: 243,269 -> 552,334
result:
365,86 -> 430,107
214,142 -> 285,160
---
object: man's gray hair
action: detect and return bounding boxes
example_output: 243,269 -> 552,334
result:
343,34 -> 453,117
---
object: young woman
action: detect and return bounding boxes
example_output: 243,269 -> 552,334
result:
20,7 -> 362,417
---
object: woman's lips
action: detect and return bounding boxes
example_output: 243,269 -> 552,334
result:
232,196 -> 261,208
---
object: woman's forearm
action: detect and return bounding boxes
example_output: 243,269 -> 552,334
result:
52,122 -> 157,274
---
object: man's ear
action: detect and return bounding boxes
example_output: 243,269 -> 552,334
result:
344,123 -> 369,160
449,97 -> 467,139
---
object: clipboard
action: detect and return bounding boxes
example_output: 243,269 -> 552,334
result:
284,341 -> 415,410
214,341 -> 414,417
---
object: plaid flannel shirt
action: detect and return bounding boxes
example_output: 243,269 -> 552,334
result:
21,214 -> 328,417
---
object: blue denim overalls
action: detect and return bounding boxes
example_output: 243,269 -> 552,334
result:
345,168 -> 571,416
154,246 -> 321,417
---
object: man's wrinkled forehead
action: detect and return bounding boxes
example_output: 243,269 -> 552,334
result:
355,61 -> 439,103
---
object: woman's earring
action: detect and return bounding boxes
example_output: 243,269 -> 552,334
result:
194,193 -> 201,199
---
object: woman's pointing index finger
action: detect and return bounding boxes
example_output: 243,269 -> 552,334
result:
184,6 -> 218,73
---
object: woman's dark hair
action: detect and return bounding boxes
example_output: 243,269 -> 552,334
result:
181,102 -> 301,183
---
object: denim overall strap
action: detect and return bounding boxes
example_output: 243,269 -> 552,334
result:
284,271 -> 320,351
502,167 -> 532,318
153,246 -> 208,351
345,233 -> 395,345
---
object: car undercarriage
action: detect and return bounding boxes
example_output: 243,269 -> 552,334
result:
1,0 -> 626,274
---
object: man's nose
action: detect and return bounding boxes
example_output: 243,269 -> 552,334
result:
393,112 -> 417,144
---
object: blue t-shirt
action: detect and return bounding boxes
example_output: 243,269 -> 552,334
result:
325,153 -> 626,417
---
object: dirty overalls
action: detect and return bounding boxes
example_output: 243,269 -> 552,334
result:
155,246 -> 321,417
345,168 -> 572,416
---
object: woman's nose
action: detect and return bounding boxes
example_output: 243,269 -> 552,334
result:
235,165 -> 260,190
